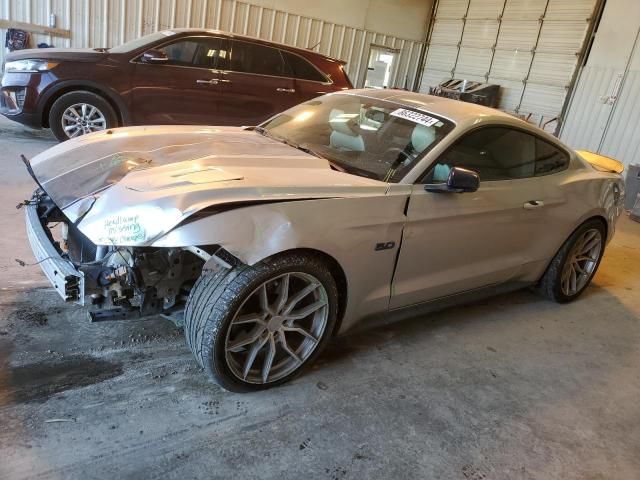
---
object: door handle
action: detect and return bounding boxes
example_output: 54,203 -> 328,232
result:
276,87 -> 295,93
196,79 -> 218,85
218,78 -> 232,83
523,200 -> 545,210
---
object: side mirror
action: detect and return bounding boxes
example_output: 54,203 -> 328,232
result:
141,49 -> 168,64
425,166 -> 479,193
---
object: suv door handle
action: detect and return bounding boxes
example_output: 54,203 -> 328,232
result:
276,88 -> 295,93
196,79 -> 218,85
523,200 -> 545,210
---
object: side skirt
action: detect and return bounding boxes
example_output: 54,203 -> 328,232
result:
344,280 -> 534,335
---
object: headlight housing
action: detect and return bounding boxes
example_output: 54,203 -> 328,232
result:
4,59 -> 58,73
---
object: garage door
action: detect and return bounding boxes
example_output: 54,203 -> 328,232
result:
419,0 -> 598,131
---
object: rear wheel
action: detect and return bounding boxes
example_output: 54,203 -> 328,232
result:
538,219 -> 606,303
49,90 -> 118,141
184,253 -> 338,392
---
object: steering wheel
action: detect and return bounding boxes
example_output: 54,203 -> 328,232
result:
381,147 -> 413,182
381,147 -> 412,164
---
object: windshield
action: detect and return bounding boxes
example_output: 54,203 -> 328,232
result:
260,93 -> 454,182
109,30 -> 177,53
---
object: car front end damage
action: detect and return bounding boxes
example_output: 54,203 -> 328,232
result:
20,124 -> 390,324
25,194 -> 85,303
24,189 -> 235,322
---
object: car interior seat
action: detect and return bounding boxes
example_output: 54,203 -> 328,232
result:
411,124 -> 436,155
329,108 -> 365,152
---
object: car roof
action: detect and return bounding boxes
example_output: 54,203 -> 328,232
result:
337,88 -> 573,157
165,28 -> 345,63
339,88 -> 516,125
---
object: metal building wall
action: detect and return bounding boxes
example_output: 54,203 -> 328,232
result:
0,0 -> 424,89
598,40 -> 640,167
418,0 -> 598,130
560,0 -> 640,169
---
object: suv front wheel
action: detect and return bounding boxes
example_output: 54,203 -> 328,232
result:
49,90 -> 118,141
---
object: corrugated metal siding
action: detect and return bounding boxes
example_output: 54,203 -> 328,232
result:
560,0 -> 640,167
560,66 -> 619,152
419,0 -> 598,127
596,35 -> 640,169
0,0 -> 424,88
600,71 -> 640,166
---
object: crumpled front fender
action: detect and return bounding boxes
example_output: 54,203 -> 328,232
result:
150,192 -> 411,333
152,203 -> 302,265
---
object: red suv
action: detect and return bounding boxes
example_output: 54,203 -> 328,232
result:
0,29 -> 353,141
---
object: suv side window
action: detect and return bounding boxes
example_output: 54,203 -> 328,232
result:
229,40 -> 287,76
281,51 -> 328,82
429,127 -> 537,182
159,37 -> 228,69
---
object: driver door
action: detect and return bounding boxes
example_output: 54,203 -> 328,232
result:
131,36 -> 228,125
390,126 -> 547,309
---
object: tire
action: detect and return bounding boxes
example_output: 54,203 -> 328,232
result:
538,219 -> 606,303
49,90 -> 118,142
184,253 -> 338,392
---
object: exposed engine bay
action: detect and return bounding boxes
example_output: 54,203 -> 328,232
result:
30,190 -> 231,323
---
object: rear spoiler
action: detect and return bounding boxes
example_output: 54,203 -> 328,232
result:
576,150 -> 624,174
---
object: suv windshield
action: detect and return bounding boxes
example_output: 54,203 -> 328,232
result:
109,30 -> 177,53
260,93 -> 454,182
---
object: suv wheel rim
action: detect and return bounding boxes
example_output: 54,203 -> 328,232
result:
561,228 -> 602,296
224,272 -> 329,385
61,103 -> 107,138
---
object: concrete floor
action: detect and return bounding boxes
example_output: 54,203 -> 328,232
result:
1,116 -> 639,480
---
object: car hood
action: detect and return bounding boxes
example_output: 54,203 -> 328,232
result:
28,125 -> 388,246
6,48 -> 108,63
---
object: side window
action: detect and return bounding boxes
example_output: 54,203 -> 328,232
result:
159,37 -> 228,69
535,138 -> 569,175
229,40 -> 287,76
160,40 -> 199,66
428,127 -> 537,183
281,51 -> 328,82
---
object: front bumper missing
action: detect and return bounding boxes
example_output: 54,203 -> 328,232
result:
25,203 -> 85,305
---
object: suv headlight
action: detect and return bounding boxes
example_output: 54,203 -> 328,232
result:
4,59 -> 58,73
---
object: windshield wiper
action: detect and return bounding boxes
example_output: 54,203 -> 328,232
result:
284,141 -> 324,159
251,127 -> 325,159
270,136 -> 323,159
251,125 -> 272,137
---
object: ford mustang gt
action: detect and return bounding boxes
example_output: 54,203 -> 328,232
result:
23,89 -> 625,392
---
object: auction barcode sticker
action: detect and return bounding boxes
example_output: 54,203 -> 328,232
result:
390,108 -> 439,127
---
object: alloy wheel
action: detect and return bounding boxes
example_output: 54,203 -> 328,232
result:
61,103 -> 107,138
224,272 -> 329,385
560,228 -> 603,296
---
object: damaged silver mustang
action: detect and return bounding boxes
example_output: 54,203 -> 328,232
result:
23,89 -> 625,391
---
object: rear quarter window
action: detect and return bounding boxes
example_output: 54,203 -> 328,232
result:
534,138 -> 570,176
229,40 -> 287,77
281,51 -> 328,82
